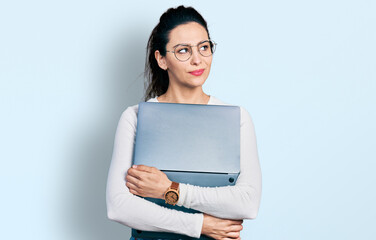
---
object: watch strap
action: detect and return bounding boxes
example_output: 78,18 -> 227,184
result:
170,181 -> 179,191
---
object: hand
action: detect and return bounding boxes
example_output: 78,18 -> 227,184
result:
125,165 -> 172,199
201,213 -> 243,240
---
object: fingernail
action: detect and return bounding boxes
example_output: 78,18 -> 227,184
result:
132,165 -> 137,168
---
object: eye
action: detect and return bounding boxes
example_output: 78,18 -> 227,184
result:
178,48 -> 188,53
176,46 -> 190,54
199,43 -> 210,52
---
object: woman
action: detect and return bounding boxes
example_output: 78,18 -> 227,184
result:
106,5 -> 262,240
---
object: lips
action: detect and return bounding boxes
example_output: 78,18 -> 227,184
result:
189,69 -> 205,76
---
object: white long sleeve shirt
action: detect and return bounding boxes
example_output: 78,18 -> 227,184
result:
106,95 -> 262,238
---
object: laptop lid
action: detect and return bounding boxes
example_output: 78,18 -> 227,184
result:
133,102 -> 240,174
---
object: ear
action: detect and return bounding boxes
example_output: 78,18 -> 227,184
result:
155,50 -> 168,70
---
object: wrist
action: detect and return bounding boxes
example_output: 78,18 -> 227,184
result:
161,180 -> 172,199
201,213 -> 209,235
163,181 -> 180,205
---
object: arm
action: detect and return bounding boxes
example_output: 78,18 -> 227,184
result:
176,107 -> 262,219
126,107 -> 262,220
106,107 -> 203,238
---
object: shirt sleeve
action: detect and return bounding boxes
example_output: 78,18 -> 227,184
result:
106,107 -> 204,238
176,107 -> 262,219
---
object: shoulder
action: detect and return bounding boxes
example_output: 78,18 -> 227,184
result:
240,106 -> 254,128
122,103 -> 139,118
209,95 -> 230,106
210,96 -> 254,127
118,97 -> 157,127
118,103 -> 139,132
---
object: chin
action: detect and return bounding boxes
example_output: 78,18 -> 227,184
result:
187,77 -> 207,88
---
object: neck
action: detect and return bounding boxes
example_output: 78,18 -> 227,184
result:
157,87 -> 210,105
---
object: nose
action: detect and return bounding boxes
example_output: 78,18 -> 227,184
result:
190,46 -> 202,65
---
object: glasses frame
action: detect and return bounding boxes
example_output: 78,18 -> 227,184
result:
166,40 -> 217,62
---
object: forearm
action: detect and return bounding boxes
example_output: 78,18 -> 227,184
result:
106,187 -> 203,238
177,180 -> 260,219
177,107 -> 262,219
106,108 -> 204,238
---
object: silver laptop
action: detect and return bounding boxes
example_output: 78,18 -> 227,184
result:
132,101 -> 240,239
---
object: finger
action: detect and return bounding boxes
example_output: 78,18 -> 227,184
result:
127,168 -> 139,179
126,181 -> 138,191
127,168 -> 145,180
226,224 -> 243,233
132,164 -> 154,173
225,231 -> 241,239
223,225 -> 243,233
228,219 -> 243,225
126,174 -> 141,187
133,170 -> 154,183
128,187 -> 141,196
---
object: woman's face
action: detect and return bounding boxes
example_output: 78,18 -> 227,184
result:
156,22 -> 213,90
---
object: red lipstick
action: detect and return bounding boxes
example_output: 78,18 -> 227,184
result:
189,69 -> 204,76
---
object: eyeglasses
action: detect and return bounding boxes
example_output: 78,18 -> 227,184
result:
166,40 -> 217,62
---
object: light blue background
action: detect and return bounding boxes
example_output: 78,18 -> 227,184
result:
1,0 -> 375,239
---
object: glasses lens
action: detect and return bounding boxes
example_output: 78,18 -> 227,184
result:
198,41 -> 216,57
174,45 -> 191,61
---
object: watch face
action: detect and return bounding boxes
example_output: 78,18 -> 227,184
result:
165,191 -> 179,204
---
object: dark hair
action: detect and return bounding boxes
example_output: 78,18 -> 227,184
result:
143,5 -> 211,101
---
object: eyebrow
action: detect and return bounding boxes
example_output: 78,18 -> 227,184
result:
172,40 -> 209,48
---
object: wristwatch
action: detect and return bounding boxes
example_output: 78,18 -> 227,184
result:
164,181 -> 179,205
